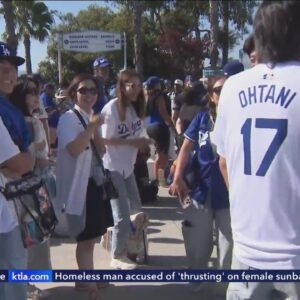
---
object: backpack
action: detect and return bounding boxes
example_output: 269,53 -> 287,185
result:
134,151 -> 158,203
146,90 -> 171,117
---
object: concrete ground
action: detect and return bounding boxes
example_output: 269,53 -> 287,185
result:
34,187 -> 222,300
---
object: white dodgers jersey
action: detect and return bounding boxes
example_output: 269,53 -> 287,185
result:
214,62 -> 300,269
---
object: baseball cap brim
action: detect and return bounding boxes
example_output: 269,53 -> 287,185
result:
100,62 -> 110,68
0,56 -> 25,66
94,61 -> 111,68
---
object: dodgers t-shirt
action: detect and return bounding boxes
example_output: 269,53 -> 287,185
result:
101,98 -> 143,178
184,111 -> 229,209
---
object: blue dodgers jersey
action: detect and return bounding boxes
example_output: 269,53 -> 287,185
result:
0,94 -> 31,152
40,92 -> 60,128
184,110 -> 229,209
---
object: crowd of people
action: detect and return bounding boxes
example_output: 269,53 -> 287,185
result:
1,1 -> 300,300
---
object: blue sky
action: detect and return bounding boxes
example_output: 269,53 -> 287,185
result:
0,1 -> 250,73
0,1 -> 111,72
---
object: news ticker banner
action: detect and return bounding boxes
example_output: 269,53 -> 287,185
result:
2,270 -> 300,283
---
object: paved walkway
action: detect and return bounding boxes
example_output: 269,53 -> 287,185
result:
35,187 -> 221,300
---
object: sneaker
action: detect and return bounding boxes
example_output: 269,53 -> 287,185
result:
110,256 -> 138,270
27,284 -> 50,299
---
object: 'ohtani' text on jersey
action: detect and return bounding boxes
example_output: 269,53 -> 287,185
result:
117,119 -> 142,139
239,85 -> 297,109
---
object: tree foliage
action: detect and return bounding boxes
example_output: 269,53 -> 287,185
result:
0,1 -> 54,74
32,0 -> 259,83
14,1 -> 54,74
0,0 -> 17,55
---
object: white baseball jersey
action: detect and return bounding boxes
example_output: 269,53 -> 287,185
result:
101,98 -> 143,178
214,62 -> 300,269
0,117 -> 19,233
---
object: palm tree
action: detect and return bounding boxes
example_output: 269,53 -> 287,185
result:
210,0 -> 219,67
0,1 -> 18,55
14,0 -> 54,74
133,1 -> 143,75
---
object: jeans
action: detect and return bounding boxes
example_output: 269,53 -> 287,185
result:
28,240 -> 52,269
182,200 -> 232,269
110,171 -> 142,258
227,255 -> 300,300
0,226 -> 27,300
215,208 -> 233,269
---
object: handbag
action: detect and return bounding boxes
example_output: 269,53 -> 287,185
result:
72,108 -> 118,201
167,151 -> 199,189
1,172 -> 58,248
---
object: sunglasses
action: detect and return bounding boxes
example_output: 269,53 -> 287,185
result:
77,87 -> 97,95
212,86 -> 223,95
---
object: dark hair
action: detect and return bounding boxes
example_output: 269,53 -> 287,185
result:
68,73 -> 98,101
26,73 -> 44,92
243,34 -> 255,56
59,80 -> 69,89
204,76 -> 226,121
182,82 -> 206,106
254,1 -> 300,64
146,90 -> 171,118
116,69 -> 145,121
29,73 -> 43,84
10,78 -> 38,116
44,83 -> 55,90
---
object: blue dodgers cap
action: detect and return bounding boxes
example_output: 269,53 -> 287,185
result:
93,56 -> 111,68
223,60 -> 244,77
0,41 -> 25,66
145,76 -> 161,89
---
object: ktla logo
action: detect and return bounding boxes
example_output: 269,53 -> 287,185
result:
0,44 -> 11,56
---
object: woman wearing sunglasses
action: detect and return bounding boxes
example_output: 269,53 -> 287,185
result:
169,74 -> 233,294
101,69 -> 151,270
56,74 -> 113,300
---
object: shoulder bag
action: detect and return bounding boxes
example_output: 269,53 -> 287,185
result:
72,108 -> 118,201
1,172 -> 58,248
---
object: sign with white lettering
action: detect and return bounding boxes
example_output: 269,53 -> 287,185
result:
62,30 -> 122,53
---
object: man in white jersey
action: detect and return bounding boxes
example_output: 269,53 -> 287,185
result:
214,1 -> 300,299
0,117 -> 33,300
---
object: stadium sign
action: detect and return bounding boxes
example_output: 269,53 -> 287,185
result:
62,30 -> 122,53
